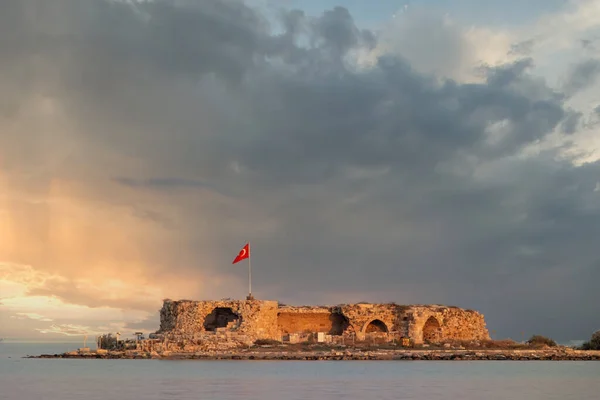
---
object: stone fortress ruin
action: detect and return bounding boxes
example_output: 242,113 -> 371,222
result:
138,298 -> 490,351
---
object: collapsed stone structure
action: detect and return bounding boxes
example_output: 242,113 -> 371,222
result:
154,299 -> 489,348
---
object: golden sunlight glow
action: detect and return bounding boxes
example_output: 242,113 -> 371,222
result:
0,172 -> 215,337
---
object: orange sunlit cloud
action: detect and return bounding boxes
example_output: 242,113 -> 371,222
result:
0,171 -> 237,338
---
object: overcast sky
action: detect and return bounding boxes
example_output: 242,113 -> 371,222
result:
1,0 -> 599,344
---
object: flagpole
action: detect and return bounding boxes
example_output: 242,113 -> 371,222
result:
247,241 -> 252,300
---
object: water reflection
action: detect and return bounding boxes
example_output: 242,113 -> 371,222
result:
1,344 -> 599,400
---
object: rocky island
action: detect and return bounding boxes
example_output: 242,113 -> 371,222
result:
29,298 -> 600,361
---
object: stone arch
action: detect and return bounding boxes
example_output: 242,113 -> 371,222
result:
329,313 -> 351,336
422,316 -> 442,343
203,307 -> 240,331
363,319 -> 389,334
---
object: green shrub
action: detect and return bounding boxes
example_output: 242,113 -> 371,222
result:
526,335 -> 557,347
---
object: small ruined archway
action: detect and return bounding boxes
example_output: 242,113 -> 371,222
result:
422,316 -> 442,343
329,313 -> 351,335
203,307 -> 240,331
363,319 -> 389,334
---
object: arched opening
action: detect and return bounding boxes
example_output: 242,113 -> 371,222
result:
329,313 -> 350,335
422,316 -> 442,343
364,319 -> 388,333
203,307 -> 240,331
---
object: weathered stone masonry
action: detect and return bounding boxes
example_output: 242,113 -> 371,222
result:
159,299 -> 279,340
158,299 -> 490,346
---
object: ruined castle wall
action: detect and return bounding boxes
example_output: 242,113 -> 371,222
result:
277,307 -> 340,335
339,303 -> 402,339
159,299 -> 279,340
158,299 -> 490,346
406,305 -> 490,344
439,308 -> 490,341
159,299 -> 178,332
248,301 -> 279,340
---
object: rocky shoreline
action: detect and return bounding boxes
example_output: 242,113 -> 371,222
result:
29,348 -> 600,361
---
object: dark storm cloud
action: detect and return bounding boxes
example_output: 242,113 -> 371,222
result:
310,6 -> 377,57
240,56 -> 566,184
1,0 -> 599,342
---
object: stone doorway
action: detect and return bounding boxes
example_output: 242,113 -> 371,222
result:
203,307 -> 240,331
363,319 -> 389,343
422,316 -> 442,343
364,319 -> 388,333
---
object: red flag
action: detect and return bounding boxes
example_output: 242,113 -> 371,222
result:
232,243 -> 250,264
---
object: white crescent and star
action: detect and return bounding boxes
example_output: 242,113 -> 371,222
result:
240,248 -> 247,257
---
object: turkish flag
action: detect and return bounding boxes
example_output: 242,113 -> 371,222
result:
232,243 -> 250,264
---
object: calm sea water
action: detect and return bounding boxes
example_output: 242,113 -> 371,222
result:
1,342 -> 599,400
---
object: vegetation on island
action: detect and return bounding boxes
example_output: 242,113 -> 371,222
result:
526,335 -> 557,347
580,331 -> 600,350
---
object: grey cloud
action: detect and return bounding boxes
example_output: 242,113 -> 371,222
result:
2,0 -> 599,342
581,39 -> 593,49
561,110 -> 583,134
581,37 -> 600,52
484,58 -> 535,87
130,207 -> 175,229
311,6 -> 361,57
114,177 -> 236,203
124,314 -> 160,333
582,105 -> 600,128
377,8 -> 468,79
578,105 -> 600,129
240,56 -> 566,185
563,59 -> 600,96
26,283 -> 160,313
509,39 -> 535,56
115,177 -> 216,191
